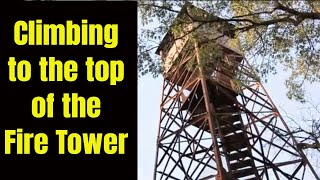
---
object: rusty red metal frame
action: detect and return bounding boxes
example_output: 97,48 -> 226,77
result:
153,41 -> 320,180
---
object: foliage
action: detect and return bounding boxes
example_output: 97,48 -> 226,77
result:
138,0 -> 320,103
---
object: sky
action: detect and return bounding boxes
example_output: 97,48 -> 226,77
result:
138,69 -> 320,180
137,6 -> 320,179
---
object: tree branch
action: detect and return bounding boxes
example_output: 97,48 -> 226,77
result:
275,1 -> 320,23
297,142 -> 320,150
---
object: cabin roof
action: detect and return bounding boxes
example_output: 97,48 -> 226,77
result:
155,1 -> 235,55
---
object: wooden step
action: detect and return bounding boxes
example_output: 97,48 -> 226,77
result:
232,168 -> 256,178
227,150 -> 251,161
218,115 -> 241,126
230,159 -> 253,170
225,142 -> 248,152
223,133 -> 249,151
224,133 -> 246,143
217,123 -> 243,135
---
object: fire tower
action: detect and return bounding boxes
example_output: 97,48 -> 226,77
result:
153,2 -> 320,180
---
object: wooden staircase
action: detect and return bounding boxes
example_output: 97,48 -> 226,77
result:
181,82 -> 260,180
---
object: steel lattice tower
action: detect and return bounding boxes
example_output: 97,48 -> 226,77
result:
152,3 -> 320,180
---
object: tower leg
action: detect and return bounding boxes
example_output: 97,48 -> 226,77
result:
153,42 -> 319,180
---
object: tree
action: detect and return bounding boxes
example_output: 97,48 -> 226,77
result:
284,100 -> 320,152
138,0 -> 320,152
138,0 -> 320,103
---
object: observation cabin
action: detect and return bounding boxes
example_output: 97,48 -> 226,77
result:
155,2 -> 261,179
